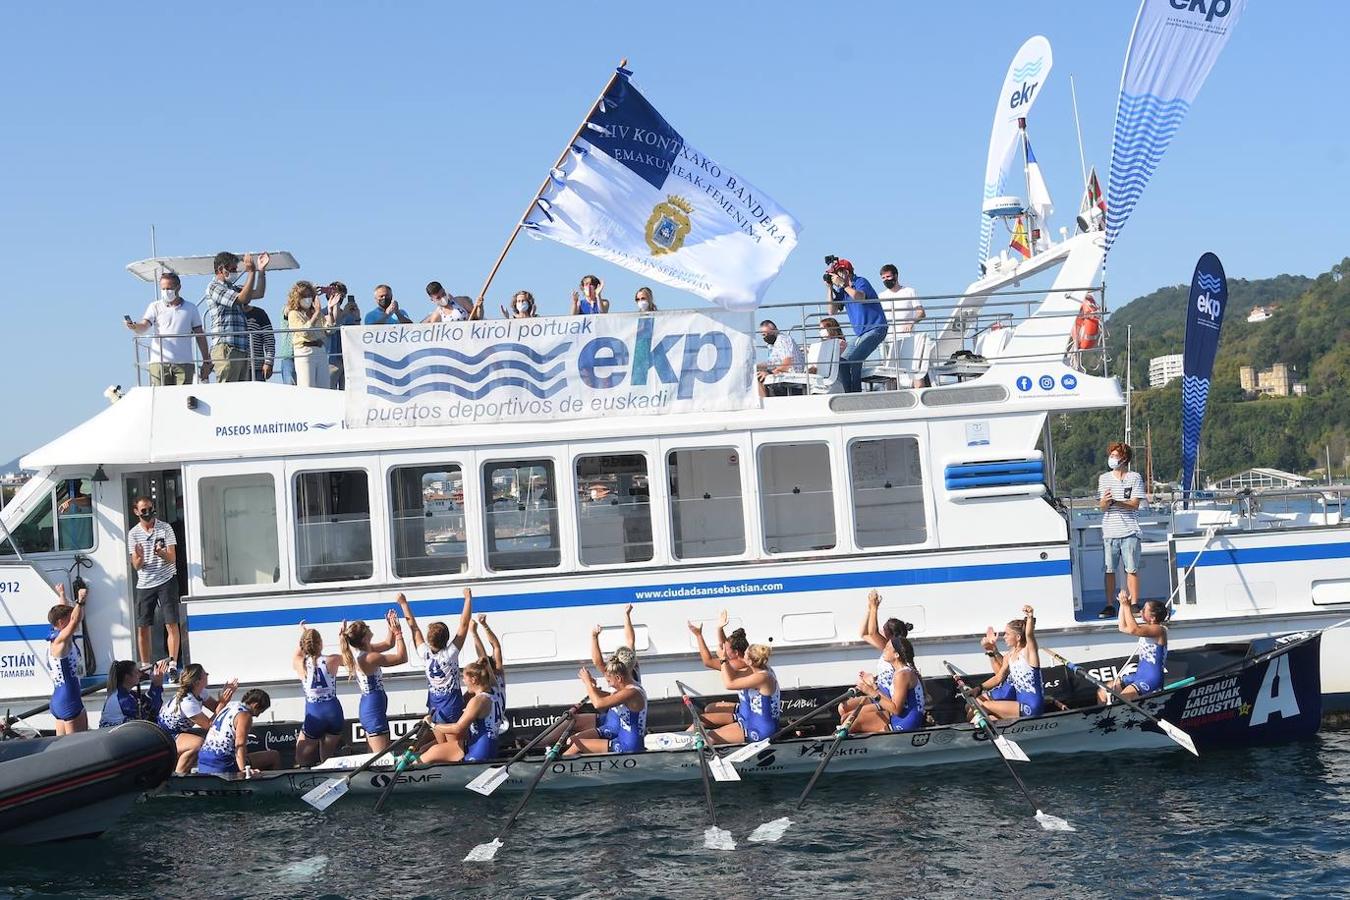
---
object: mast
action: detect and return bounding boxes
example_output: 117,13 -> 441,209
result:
1019,118 -> 1036,254
1124,325 -> 1133,446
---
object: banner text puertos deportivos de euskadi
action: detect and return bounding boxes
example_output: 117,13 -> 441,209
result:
344,310 -> 758,428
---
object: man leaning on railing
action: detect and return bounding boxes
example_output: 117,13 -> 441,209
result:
126,271 -> 212,385
204,251 -> 269,382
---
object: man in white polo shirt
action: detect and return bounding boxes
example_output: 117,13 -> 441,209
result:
1097,441 -> 1147,617
128,495 -> 183,676
125,272 -> 212,385
877,263 -> 925,335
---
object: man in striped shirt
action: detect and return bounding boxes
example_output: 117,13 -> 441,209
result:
1098,441 -> 1147,617
203,251 -> 269,382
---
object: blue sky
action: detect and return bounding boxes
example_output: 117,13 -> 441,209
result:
1,2 -> 1346,466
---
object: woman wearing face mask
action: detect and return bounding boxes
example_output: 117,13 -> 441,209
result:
285,280 -> 332,389
501,290 -> 538,319
633,287 -> 658,312
1097,441 -> 1146,617
571,275 -> 609,315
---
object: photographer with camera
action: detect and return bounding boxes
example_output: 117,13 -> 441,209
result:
824,257 -> 887,393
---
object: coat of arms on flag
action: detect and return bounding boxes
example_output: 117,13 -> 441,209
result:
645,195 -> 693,255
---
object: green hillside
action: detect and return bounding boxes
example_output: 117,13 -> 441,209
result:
1050,258 -> 1350,495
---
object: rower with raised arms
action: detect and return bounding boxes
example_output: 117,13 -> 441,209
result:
686,611 -> 750,729
704,641 -> 780,745
472,614 -> 508,736
46,583 -> 89,735
340,609 -> 407,754
972,605 -> 1044,720
398,588 -> 473,725
419,659 -> 502,764
1100,593 -> 1170,701
293,623 -> 346,766
591,603 -> 642,683
565,658 -> 646,755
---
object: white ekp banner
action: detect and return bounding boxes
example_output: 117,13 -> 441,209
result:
344,310 -> 758,428
522,67 -> 801,311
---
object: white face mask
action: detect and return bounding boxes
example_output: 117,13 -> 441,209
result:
515,301 -> 530,313
819,329 -> 831,340
1108,455 -> 1123,469
159,288 -> 177,302
637,299 -> 651,312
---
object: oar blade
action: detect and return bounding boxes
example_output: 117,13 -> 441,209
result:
724,739 -> 768,766
465,766 -> 511,797
703,825 -> 738,851
993,735 -> 1030,763
748,816 -> 793,843
301,777 -> 349,812
709,754 -> 741,782
463,838 -> 504,862
1158,719 -> 1199,757
1034,810 -> 1076,832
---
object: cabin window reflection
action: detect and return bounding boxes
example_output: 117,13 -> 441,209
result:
575,454 -> 653,566
483,460 -> 561,571
0,477 -> 95,557
294,470 -> 374,583
849,437 -> 927,547
199,473 -> 280,586
390,465 -> 468,578
667,448 -> 746,560
758,443 -> 837,554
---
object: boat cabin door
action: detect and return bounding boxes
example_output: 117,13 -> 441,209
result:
122,468 -> 189,662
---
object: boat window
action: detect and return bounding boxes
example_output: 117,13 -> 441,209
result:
0,492 -> 55,556
0,478 -> 95,557
575,454 -> 654,566
294,470 -> 373,583
389,465 -> 468,578
667,448 -> 746,559
198,473 -> 280,586
849,437 -> 927,547
758,443 -> 837,554
482,460 -> 561,571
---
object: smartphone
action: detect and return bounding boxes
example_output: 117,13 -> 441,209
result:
123,315 -> 134,324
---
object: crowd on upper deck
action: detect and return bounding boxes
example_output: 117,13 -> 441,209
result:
127,251 -> 926,394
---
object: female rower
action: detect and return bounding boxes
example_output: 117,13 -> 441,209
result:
686,612 -> 750,727
566,659 -> 647,755
197,688 -> 279,777
340,610 -> 407,754
420,660 -> 501,764
159,664 -> 237,774
99,659 -> 167,728
472,614 -> 508,736
973,605 -> 1043,719
591,603 -> 642,682
399,589 -> 473,725
1101,594 -> 1169,701
854,635 -> 926,733
293,622 -> 345,766
47,584 -> 88,735
839,589 -> 913,721
707,643 -> 781,745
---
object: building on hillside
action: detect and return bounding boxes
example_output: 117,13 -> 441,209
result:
1208,468 -> 1312,491
1239,362 -> 1307,398
1246,305 -> 1276,323
1149,353 -> 1184,388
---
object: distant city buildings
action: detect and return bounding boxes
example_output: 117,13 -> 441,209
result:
1246,305 -> 1276,323
1149,353 -> 1184,388
1240,362 -> 1308,398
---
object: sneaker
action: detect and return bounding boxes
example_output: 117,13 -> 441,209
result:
1098,606 -> 1117,618
165,664 -> 180,683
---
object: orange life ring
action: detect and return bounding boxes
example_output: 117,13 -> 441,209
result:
1073,295 -> 1101,350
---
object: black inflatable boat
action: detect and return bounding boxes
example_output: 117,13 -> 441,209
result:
0,721 -> 175,844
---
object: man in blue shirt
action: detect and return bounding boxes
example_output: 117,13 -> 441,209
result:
826,258 -> 888,393
363,284 -> 412,325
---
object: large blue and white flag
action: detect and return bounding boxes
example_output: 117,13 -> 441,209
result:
523,67 -> 801,310
1107,0 -> 1246,252
1181,252 -> 1227,503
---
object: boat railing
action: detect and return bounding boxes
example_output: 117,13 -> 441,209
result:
1065,484 -> 1349,535
126,285 -> 1109,390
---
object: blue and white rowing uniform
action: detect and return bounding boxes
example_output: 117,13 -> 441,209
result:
463,694 -> 505,762
418,643 -> 464,724
99,683 -> 163,728
198,700 -> 248,774
735,669 -> 781,741
878,664 -> 926,732
1122,634 -> 1167,694
301,656 -> 344,739
1006,650 -> 1044,717
596,683 -> 648,754
47,627 -> 83,722
490,671 -> 509,736
356,663 -> 389,738
158,692 -> 206,735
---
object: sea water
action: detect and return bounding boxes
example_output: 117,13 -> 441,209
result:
5,732 -> 1350,898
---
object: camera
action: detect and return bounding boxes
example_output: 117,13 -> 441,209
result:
822,254 -> 840,284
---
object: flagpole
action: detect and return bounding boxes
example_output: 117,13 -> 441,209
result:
1069,75 -> 1089,191
474,58 -> 630,306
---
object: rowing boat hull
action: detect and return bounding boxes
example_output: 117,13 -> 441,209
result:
156,630 -> 1322,800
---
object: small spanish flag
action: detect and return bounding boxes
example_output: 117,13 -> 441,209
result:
1010,216 -> 1031,259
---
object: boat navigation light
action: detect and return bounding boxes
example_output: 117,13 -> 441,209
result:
92,465 -> 108,484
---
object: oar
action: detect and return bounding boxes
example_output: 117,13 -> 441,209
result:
1045,648 -> 1197,756
943,661 -> 1072,832
725,687 -> 858,766
674,682 -> 739,783
464,713 -> 579,862
946,663 -> 1029,763
676,681 -> 737,851
749,699 -> 866,844
466,698 -> 588,797
1,681 -> 104,736
302,720 -> 429,812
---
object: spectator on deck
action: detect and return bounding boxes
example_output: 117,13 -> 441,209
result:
126,272 -> 211,385
503,290 -> 538,319
826,258 -> 887,393
572,275 -> 609,315
274,321 -> 296,385
364,284 -> 412,325
244,303 -> 276,383
204,251 -> 268,382
756,319 -> 806,398
128,496 -> 183,677
1098,441 -> 1147,617
423,281 -> 477,323
285,281 -> 331,389
878,263 -> 925,334
325,282 -> 358,389
634,286 -> 657,312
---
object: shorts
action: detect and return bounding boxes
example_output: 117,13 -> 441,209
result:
988,681 -> 1016,702
1120,672 -> 1158,695
135,579 -> 182,627
302,697 -> 345,739
1017,696 -> 1045,718
51,685 -> 85,722
1104,534 -> 1141,575
428,691 -> 464,725
359,691 -> 390,737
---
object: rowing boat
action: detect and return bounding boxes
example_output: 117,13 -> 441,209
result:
156,628 -> 1322,801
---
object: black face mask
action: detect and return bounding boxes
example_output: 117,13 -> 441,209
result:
762,333 -> 778,345
376,297 -> 391,309
882,278 -> 899,289
137,509 -> 155,520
